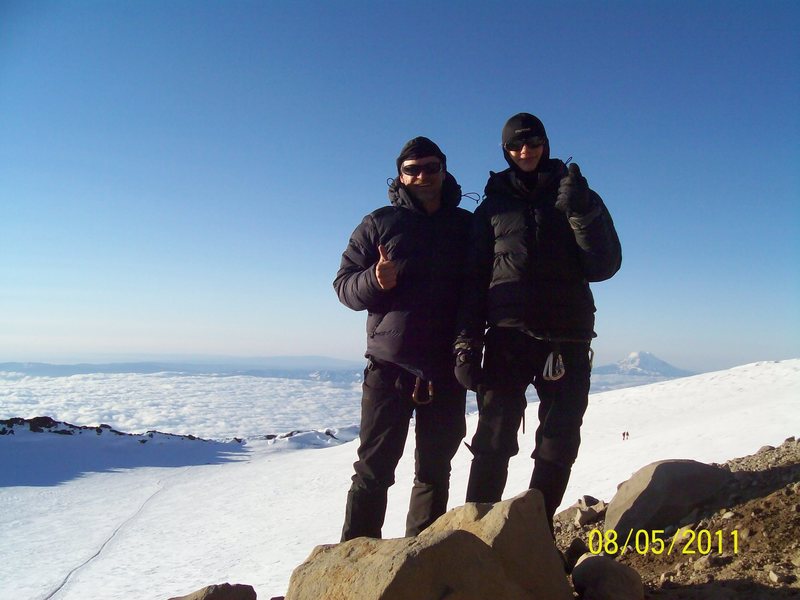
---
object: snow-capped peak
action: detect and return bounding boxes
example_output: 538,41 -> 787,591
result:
594,351 -> 694,377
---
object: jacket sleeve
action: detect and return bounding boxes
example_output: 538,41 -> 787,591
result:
333,214 -> 386,311
567,190 -> 622,282
455,205 -> 493,342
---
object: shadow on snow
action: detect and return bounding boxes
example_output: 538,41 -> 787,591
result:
0,417 -> 249,487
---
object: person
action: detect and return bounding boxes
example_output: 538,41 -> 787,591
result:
334,136 -> 472,540
454,113 -> 622,531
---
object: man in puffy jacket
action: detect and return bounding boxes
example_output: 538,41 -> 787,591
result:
454,113 -> 622,531
334,137 -> 472,540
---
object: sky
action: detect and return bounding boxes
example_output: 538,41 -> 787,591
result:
1,359 -> 797,598
1,1 -> 798,372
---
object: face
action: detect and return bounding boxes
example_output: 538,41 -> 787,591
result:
399,156 -> 445,205
506,140 -> 544,173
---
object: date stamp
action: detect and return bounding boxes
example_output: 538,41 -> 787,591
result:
588,528 -> 740,556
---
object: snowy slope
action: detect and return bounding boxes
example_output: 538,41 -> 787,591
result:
0,359 -> 797,599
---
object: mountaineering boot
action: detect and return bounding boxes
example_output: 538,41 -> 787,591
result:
529,458 -> 572,534
465,454 -> 510,503
341,485 -> 388,541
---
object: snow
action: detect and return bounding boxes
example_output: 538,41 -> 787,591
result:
1,359 -> 798,599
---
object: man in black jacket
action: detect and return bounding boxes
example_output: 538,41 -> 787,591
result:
334,137 -> 472,540
454,113 -> 621,531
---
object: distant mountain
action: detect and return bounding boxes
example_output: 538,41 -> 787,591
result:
1,352 -> 696,391
593,351 -> 695,377
588,351 -> 695,393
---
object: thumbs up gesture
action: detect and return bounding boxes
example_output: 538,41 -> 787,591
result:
375,244 -> 397,290
556,163 -> 592,215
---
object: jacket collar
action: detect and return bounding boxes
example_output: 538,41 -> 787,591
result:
388,172 -> 462,213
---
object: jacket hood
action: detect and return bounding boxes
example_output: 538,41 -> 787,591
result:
388,171 -> 463,212
485,158 -> 565,200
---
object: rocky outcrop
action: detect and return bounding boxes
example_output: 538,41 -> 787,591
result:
553,437 -> 800,597
285,489 -> 572,600
285,529 -> 532,600
421,489 -> 573,599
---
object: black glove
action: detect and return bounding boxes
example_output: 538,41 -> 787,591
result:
454,337 -> 483,392
556,163 -> 592,215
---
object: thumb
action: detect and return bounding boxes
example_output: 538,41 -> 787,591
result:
378,244 -> 390,262
568,162 -> 582,178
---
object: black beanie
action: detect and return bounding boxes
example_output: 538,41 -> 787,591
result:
501,113 -> 550,173
502,113 -> 547,146
396,136 -> 447,174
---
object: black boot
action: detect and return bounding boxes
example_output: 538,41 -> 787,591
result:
341,485 -> 388,541
465,454 -> 510,503
529,458 -> 572,534
405,479 -> 449,537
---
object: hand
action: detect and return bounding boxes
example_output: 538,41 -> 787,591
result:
454,338 -> 483,392
375,244 -> 397,290
556,163 -> 592,215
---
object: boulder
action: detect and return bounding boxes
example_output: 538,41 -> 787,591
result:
284,528 -> 534,600
168,583 -> 257,600
605,460 -> 732,544
422,489 -> 572,599
571,553 -> 643,600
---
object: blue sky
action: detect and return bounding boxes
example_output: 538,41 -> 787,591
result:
1,0 -> 798,372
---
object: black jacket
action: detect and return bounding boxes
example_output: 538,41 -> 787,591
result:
334,173 -> 473,380
457,158 -> 621,342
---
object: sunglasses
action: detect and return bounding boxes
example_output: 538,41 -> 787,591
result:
504,136 -> 546,152
400,162 -> 443,176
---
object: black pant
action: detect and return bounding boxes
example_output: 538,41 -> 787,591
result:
465,327 -> 591,526
341,360 -> 467,541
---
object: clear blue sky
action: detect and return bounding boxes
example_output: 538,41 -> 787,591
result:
2,0 -> 798,372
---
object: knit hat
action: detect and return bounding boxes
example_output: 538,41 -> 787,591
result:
396,136 -> 447,174
501,113 -> 550,173
502,113 -> 548,146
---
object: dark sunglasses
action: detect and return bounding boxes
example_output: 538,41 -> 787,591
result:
504,135 -> 546,152
400,162 -> 443,176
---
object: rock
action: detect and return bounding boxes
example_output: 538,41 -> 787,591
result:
604,460 -> 733,544
575,503 -> 606,527
571,553 -> 644,600
690,554 -> 728,571
422,489 -> 572,599
285,489 -> 572,600
168,583 -> 257,600
768,569 -> 792,584
284,529 -> 534,600
555,495 -> 606,527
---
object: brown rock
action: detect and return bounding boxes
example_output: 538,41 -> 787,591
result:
422,489 -> 573,599
605,459 -> 732,544
284,529 -> 534,600
168,583 -> 257,600
571,553 -> 644,600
